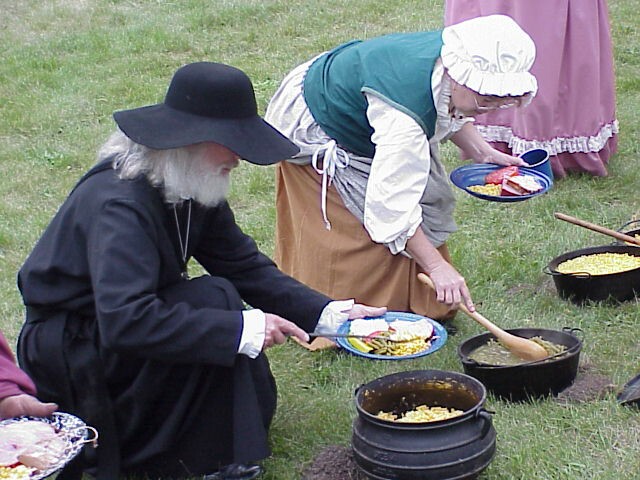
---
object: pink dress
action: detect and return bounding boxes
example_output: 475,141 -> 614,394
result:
444,0 -> 618,178
0,332 -> 36,400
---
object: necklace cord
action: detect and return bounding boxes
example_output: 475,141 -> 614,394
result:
173,200 -> 192,278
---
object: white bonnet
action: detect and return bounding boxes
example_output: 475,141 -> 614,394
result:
441,14 -> 538,97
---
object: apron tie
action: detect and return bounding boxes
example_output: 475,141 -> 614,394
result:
311,140 -> 350,230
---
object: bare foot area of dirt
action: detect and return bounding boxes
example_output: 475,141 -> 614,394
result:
556,362 -> 617,404
505,278 -> 556,297
301,445 -> 367,480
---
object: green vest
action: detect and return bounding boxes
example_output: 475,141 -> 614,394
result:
303,31 -> 443,158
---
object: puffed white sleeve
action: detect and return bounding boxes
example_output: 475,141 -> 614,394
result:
363,93 -> 430,255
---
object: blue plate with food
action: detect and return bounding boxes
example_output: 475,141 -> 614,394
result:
336,311 -> 447,360
450,164 -> 552,202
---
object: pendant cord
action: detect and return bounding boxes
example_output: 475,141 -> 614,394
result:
173,200 -> 192,278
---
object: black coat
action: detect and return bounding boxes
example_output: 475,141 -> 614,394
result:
17,161 -> 331,478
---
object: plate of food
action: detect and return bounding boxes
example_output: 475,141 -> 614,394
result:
450,164 -> 552,202
336,311 -> 447,360
0,412 -> 97,480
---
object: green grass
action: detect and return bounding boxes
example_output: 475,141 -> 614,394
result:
1,1 -> 639,479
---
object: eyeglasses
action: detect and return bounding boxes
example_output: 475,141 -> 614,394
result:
473,96 -> 521,112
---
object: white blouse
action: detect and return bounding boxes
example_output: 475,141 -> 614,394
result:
363,61 -> 470,254
265,57 -> 471,254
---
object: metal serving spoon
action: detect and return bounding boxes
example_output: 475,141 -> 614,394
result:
417,273 -> 548,362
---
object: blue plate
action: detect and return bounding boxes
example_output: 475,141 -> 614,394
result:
450,164 -> 552,202
336,311 -> 447,360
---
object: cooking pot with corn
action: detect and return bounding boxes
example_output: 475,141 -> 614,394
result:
545,245 -> 640,304
352,369 -> 496,480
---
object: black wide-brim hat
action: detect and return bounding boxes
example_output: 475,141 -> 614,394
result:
113,62 -> 299,165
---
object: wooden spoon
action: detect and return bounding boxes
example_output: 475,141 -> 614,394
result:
417,273 -> 548,362
554,212 -> 640,246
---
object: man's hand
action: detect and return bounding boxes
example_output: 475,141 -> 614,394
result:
264,313 -> 310,348
347,304 -> 387,320
0,394 -> 58,420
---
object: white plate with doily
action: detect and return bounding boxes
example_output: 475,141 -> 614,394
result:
0,412 -> 98,479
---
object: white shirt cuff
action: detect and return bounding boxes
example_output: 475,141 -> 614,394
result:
313,299 -> 355,335
239,309 -> 266,358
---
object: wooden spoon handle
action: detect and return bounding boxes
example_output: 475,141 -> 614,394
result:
554,212 -> 640,246
416,273 -> 548,362
417,273 -> 506,338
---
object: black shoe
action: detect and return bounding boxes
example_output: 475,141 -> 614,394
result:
203,464 -> 263,480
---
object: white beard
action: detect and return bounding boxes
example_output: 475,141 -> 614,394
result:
161,153 -> 231,208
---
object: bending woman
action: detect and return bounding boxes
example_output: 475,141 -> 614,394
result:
266,15 -> 537,320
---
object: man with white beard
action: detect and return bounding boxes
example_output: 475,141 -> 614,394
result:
16,62 -> 385,480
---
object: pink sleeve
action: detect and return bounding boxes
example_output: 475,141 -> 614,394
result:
0,332 -> 37,399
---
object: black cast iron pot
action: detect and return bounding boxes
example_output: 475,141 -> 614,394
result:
352,369 -> 496,480
457,327 -> 582,402
545,245 -> 640,304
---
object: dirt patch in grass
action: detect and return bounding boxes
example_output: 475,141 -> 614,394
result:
505,278 -> 556,297
301,445 -> 366,480
556,362 -> 617,404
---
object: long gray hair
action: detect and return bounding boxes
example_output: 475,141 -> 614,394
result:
97,130 -> 230,206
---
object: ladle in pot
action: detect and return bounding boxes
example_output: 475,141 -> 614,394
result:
554,212 -> 640,246
417,273 -> 548,362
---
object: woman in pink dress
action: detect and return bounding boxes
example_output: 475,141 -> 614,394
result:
445,0 -> 618,178
0,331 -> 57,419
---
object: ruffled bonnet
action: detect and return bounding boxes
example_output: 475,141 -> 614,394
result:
441,14 -> 538,97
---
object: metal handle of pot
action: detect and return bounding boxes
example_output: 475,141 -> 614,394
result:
543,265 -> 592,279
562,327 -> 585,345
476,409 -> 495,438
617,219 -> 640,233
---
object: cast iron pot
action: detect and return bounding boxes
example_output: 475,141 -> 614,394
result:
457,327 -> 582,402
352,369 -> 496,480
545,245 -> 640,304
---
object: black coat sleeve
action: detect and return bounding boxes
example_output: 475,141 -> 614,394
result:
193,202 -> 332,332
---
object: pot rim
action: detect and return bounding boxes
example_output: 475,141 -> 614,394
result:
354,369 -> 488,425
456,327 -> 583,370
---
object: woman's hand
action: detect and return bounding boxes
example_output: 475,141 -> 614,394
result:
406,228 -> 475,312
426,261 -> 474,312
474,148 -> 526,167
450,123 -> 526,167
0,394 -> 57,420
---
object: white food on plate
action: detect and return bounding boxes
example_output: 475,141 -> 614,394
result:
502,174 -> 542,195
0,420 -> 66,469
348,318 -> 389,336
348,317 -> 433,341
388,319 -> 434,341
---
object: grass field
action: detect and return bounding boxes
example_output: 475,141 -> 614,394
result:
1,1 -> 639,479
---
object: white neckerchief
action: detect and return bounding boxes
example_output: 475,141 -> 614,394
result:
310,139 -> 350,230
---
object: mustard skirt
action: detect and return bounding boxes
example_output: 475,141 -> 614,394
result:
274,161 -> 456,320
